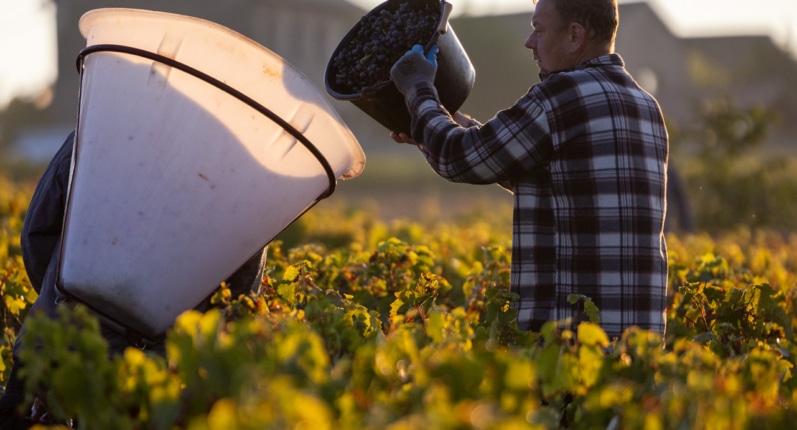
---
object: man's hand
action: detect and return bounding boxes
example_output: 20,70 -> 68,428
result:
390,44 -> 439,95
389,109 -> 476,147
390,131 -> 417,145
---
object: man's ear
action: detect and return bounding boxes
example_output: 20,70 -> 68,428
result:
568,23 -> 586,53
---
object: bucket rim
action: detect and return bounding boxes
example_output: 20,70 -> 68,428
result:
326,77 -> 394,101
79,8 -> 262,51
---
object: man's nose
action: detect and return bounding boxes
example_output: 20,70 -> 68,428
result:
524,33 -> 536,50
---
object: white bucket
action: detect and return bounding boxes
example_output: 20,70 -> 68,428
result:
58,8 -> 365,338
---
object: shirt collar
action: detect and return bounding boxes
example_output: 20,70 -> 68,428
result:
538,53 -> 624,81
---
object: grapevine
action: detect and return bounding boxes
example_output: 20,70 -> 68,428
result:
2,174 -> 797,429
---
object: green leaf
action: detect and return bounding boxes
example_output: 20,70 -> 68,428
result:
278,283 -> 296,306
425,310 -> 445,344
283,265 -> 300,282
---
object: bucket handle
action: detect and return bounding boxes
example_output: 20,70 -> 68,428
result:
76,44 -> 338,199
424,1 -> 454,54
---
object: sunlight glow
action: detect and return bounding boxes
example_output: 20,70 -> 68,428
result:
0,0 -> 58,109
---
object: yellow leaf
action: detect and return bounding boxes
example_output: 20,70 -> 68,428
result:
577,322 -> 609,347
207,398 -> 239,430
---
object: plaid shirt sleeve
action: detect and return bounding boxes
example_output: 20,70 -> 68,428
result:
403,54 -> 669,339
404,81 -> 554,185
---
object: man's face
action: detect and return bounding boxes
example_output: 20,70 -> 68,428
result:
524,0 -> 573,75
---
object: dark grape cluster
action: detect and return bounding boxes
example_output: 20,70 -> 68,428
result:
331,1 -> 440,95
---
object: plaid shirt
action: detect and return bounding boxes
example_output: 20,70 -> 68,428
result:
403,54 -> 668,338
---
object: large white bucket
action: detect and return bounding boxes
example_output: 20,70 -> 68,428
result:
58,8 -> 365,339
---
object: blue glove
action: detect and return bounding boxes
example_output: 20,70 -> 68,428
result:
390,44 -> 439,95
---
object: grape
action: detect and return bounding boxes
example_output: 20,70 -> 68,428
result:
331,1 -> 441,95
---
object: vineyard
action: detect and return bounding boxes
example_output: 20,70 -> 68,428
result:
2,171 -> 797,429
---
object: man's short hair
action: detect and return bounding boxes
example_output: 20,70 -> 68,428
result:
534,0 -> 619,45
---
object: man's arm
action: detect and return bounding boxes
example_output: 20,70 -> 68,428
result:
390,110 -> 478,145
21,132 -> 75,293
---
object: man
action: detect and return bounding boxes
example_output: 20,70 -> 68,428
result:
390,0 -> 668,339
0,132 -> 267,427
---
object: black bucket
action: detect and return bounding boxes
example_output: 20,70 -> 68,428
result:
325,0 -> 475,136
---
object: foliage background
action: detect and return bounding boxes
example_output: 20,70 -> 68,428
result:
3,165 -> 797,428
